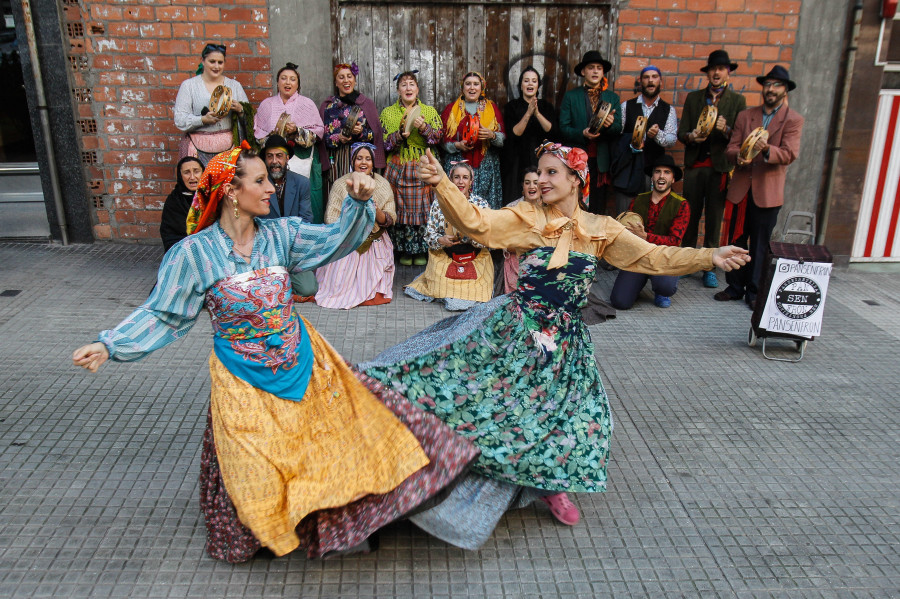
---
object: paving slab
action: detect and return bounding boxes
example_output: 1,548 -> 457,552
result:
0,242 -> 898,598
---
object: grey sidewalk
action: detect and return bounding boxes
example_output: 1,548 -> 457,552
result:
0,241 -> 898,599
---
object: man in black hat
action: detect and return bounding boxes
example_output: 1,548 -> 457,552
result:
611,64 -> 678,215
716,65 -> 804,308
262,134 -> 312,222
559,50 -> 623,215
609,154 -> 690,310
677,49 -> 747,289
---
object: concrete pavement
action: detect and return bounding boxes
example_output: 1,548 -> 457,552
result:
0,241 -> 898,598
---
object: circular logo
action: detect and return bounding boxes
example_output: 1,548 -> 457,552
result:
774,276 -> 822,319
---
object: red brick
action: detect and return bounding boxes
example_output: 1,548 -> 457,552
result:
702,12 -> 727,27
95,211 -> 110,224
715,0 -> 745,10
652,27 -> 682,42
221,8 -> 254,22
664,43 -> 696,58
768,30 -> 795,45
106,22 -> 140,37
668,12 -> 698,27
726,13 -> 755,28
127,40 -> 158,54
683,28 -> 710,43
628,0 -> 657,7
206,23 -> 237,38
773,0 -> 801,14
750,45 -> 780,61
623,25 -> 654,40
620,41 -> 636,56
637,10 -> 667,25
123,6 -> 153,20
188,7 -> 220,21
755,14 -> 783,29
779,47 -> 793,61
93,224 -> 112,239
740,30 -> 769,45
136,210 -> 163,225
236,24 -> 268,38
619,10 -> 641,25
687,0 -> 716,9
712,29 -> 741,43
173,24 -> 203,38
636,42 -> 666,56
117,224 -> 153,238
90,6 -> 122,20
156,6 -> 188,21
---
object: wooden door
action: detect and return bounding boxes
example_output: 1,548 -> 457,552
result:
330,0 -> 616,113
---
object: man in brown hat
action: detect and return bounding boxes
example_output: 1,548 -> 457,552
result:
609,154 -> 690,310
715,65 -> 804,308
559,50 -> 623,215
678,50 -> 746,289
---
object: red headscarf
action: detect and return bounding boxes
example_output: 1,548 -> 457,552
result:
185,141 -> 251,235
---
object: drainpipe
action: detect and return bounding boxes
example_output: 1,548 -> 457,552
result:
21,0 -> 69,245
818,0 -> 864,245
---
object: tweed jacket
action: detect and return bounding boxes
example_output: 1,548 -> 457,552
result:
725,104 -> 804,208
677,86 -> 746,173
559,86 -> 623,173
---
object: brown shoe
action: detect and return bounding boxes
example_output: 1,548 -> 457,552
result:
713,290 -> 742,301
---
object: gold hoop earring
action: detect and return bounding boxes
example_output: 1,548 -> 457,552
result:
232,197 -> 239,219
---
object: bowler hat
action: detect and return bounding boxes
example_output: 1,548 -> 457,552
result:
574,51 -> 612,77
700,49 -> 738,73
756,65 -> 796,91
262,134 -> 294,159
644,154 -> 683,182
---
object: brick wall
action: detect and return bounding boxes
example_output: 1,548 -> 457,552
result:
64,0 -> 271,241
67,0 -> 799,243
616,0 -> 801,140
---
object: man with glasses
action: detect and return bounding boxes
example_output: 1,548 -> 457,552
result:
715,65 -> 804,308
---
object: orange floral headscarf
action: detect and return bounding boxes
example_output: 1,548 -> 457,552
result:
536,141 -> 590,205
185,141 -> 250,235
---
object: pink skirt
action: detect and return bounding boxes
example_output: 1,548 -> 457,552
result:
503,250 -> 520,295
315,233 -> 395,309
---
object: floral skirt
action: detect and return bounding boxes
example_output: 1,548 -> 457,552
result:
314,233 -> 394,309
360,293 -> 613,493
200,317 -> 479,562
392,224 -> 428,255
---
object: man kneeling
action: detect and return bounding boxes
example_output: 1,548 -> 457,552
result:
610,154 -> 690,309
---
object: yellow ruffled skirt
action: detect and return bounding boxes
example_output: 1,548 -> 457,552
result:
208,316 -> 429,556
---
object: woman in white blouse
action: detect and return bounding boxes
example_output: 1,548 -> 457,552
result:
174,43 -> 249,165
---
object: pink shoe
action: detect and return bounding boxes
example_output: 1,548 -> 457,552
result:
540,492 -> 580,525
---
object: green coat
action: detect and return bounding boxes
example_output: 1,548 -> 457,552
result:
677,87 -> 746,173
559,86 -> 622,173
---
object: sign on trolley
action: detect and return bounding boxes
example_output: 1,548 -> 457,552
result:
759,259 -> 832,339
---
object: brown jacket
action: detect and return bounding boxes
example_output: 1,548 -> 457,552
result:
725,104 -> 804,208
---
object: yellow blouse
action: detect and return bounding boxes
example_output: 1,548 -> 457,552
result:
433,177 -> 715,275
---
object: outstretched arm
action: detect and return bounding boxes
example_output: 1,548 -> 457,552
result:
418,149 -> 535,250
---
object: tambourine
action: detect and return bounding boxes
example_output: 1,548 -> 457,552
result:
696,104 -> 718,138
631,115 -> 648,149
295,127 -> 317,148
341,105 -> 363,138
459,113 -> 481,147
401,104 -> 422,136
587,101 -> 613,134
274,112 -> 292,137
208,85 -> 232,119
739,127 -> 769,162
616,211 -> 644,230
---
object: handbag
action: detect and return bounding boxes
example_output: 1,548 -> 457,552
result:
443,242 -> 478,280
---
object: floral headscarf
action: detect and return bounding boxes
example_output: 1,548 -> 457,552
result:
536,141 -> 590,205
350,142 -> 376,169
333,62 -> 359,78
185,141 -> 250,235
